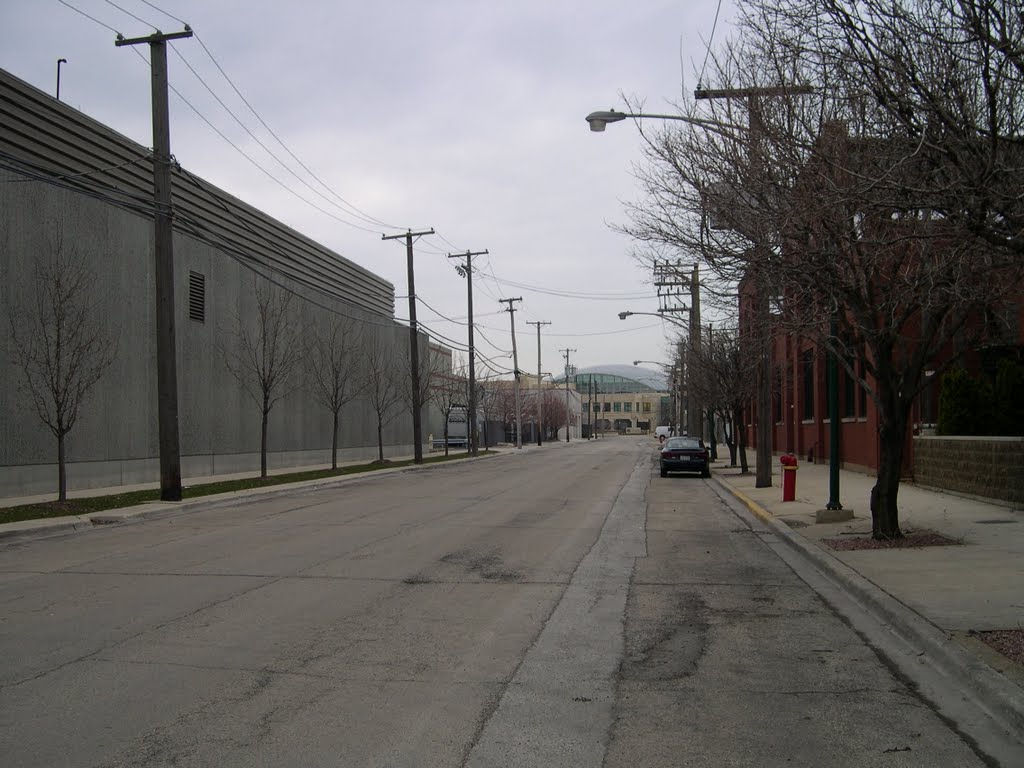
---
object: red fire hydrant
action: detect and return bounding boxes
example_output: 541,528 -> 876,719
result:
780,454 -> 798,502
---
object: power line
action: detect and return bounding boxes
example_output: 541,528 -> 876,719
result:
136,0 -> 187,26
697,0 -> 724,89
190,32 -> 397,230
101,0 -> 157,29
169,44 -> 387,231
55,0 -> 122,34
157,58 -> 383,235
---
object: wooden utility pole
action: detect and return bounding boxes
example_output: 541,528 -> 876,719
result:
560,348 -> 576,442
526,321 -> 550,445
448,249 -> 487,456
383,228 -> 435,464
116,27 -> 193,501
654,259 -> 698,437
499,297 -> 523,448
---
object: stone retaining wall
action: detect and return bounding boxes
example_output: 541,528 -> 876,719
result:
913,436 -> 1024,505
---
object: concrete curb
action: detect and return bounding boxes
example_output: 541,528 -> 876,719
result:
713,475 -> 1024,753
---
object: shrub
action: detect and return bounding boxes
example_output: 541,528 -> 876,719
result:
992,359 -> 1024,437
937,367 -> 986,436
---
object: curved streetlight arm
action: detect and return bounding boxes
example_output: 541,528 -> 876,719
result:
618,309 -> 688,328
586,109 -> 743,140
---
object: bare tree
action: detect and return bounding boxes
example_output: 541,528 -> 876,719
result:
477,379 -> 499,449
429,355 -> 469,456
363,334 -> 408,462
541,389 -> 568,441
7,237 -> 117,501
309,315 -> 364,470
622,0 -> 1024,538
686,326 -> 756,470
223,282 -> 306,478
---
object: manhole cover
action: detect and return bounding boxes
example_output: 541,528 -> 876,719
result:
976,519 -> 1018,525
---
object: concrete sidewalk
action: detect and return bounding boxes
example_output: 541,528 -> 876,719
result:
711,455 -> 1024,749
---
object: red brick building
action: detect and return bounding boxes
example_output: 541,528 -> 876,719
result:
736,125 -> 1024,475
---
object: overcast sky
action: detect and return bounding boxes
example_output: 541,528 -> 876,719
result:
1,0 -> 736,379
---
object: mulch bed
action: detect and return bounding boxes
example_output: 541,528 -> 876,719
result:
973,629 -> 1024,667
822,530 -> 960,551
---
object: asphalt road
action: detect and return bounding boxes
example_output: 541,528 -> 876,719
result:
0,439 -> 992,766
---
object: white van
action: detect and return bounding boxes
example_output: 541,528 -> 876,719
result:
654,425 -> 675,441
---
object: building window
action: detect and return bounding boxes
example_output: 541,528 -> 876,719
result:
623,402 -> 633,413
613,402 -> 621,412
603,402 -> 611,412
188,271 -> 205,323
802,349 -> 815,420
643,402 -> 651,413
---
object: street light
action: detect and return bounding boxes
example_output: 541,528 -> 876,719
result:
618,309 -> 688,327
586,109 -> 724,132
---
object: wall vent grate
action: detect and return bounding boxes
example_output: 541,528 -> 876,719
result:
188,271 -> 205,323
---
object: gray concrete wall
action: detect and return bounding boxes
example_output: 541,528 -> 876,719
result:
913,436 -> 1024,505
0,67 -> 438,499
1,170 -> 424,497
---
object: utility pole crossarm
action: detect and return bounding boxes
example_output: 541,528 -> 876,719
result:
115,28 -> 194,46
382,228 -> 435,242
693,85 -> 814,100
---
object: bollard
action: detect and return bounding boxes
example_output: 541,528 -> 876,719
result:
780,453 -> 798,502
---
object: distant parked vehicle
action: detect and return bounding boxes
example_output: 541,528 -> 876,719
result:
654,425 -> 675,442
659,436 -> 710,478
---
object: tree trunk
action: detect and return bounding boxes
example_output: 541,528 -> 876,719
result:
376,418 -> 384,463
443,423 -> 450,457
870,413 -> 908,540
724,414 -> 737,467
57,431 -> 67,502
735,403 -> 750,474
755,290 -> 773,488
261,406 -> 269,478
331,410 -> 339,470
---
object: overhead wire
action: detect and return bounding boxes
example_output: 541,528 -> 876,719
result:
101,0 -> 157,29
135,0 -> 186,26
51,0 -> 663,365
55,0 -> 122,35
168,45 -> 388,232
190,31 -> 397,230
100,0 -> 398,231
697,0 -> 724,89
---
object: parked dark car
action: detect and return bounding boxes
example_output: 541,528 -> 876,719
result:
659,436 -> 711,478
